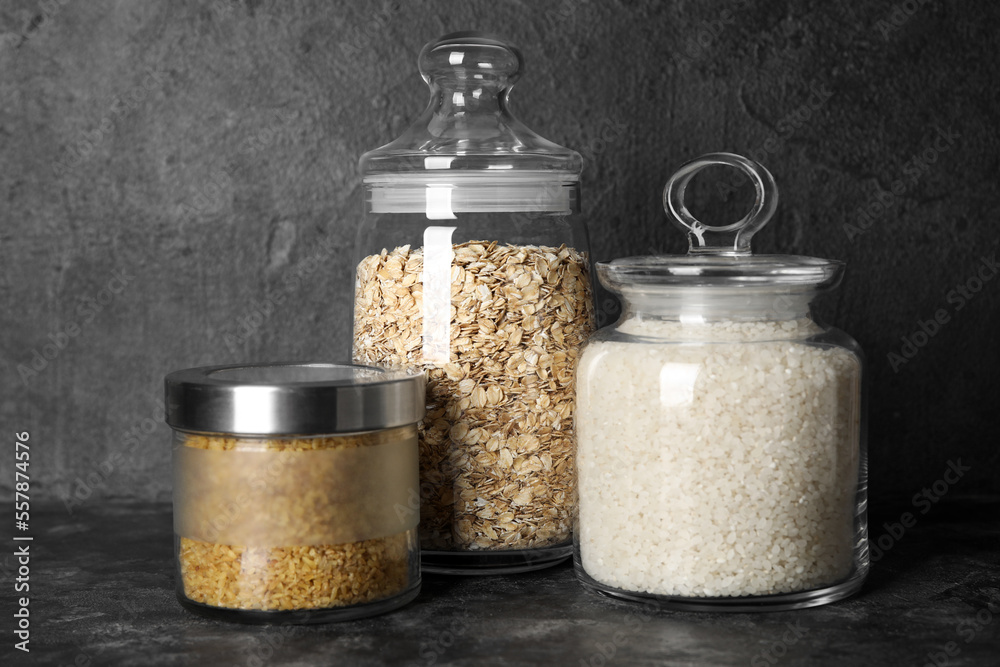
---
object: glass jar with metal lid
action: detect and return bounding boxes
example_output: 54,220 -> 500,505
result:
574,154 -> 868,611
353,32 -> 593,574
165,363 -> 424,623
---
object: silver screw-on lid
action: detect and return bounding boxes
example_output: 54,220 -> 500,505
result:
164,363 -> 426,435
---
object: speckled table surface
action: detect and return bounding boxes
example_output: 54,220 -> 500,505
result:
3,498 -> 998,666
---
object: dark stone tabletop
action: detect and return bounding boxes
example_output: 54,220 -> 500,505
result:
3,497 -> 998,666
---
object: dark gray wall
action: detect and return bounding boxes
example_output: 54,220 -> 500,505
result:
1,0 -> 997,510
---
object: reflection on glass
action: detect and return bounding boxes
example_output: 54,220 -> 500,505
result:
421,225 -> 456,365
659,362 -> 700,408
425,186 -> 457,220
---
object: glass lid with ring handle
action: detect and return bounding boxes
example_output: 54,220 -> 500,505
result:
598,153 -> 845,291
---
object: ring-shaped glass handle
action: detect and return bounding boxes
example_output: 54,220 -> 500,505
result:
662,152 -> 778,256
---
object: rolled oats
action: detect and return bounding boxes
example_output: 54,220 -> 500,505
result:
354,241 -> 594,550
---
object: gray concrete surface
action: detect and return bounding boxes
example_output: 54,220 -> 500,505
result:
0,0 -> 997,507
1,498 -> 998,665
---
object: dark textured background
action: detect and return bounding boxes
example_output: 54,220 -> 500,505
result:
1,0 -> 997,509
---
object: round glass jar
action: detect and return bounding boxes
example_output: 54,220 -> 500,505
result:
573,154 -> 868,611
165,363 -> 425,623
353,32 -> 593,574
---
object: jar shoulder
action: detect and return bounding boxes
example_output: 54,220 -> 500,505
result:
582,318 -> 864,359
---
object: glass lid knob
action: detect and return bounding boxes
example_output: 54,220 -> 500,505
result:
663,152 -> 779,256
418,31 -> 523,90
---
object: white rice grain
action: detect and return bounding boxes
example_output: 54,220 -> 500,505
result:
575,318 -> 861,598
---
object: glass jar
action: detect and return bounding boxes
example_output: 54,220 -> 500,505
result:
574,154 -> 868,611
353,32 -> 593,574
165,363 -> 425,623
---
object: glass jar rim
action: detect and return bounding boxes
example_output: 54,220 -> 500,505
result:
598,254 -> 845,290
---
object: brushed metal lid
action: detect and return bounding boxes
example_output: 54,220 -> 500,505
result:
164,363 -> 425,435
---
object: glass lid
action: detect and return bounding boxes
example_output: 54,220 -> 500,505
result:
360,32 -> 580,215
599,153 -> 844,291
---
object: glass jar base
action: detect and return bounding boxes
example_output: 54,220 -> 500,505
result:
176,581 -> 420,624
575,566 -> 867,612
423,543 -> 572,575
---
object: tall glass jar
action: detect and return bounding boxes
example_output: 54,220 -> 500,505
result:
353,32 -> 593,573
574,154 -> 868,611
